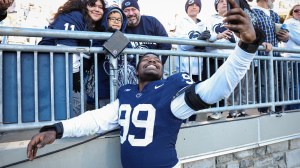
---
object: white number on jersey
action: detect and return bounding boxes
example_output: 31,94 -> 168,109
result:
119,104 -> 156,147
182,73 -> 194,84
64,23 -> 75,31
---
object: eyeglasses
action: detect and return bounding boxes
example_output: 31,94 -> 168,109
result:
293,9 -> 300,13
108,17 -> 122,23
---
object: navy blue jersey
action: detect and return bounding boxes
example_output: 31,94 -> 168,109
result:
38,11 -> 90,47
117,72 -> 192,168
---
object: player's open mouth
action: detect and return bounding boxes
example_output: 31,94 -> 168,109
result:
145,64 -> 158,69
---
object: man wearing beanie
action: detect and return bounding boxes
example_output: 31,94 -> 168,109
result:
121,0 -> 171,64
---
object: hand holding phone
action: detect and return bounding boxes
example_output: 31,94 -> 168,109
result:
223,0 -> 257,43
226,0 -> 240,25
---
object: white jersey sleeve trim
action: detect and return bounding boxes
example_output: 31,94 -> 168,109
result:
171,45 -> 255,119
62,99 -> 120,138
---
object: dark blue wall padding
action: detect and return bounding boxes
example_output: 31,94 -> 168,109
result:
21,52 -> 35,122
2,51 -> 73,123
3,52 -> 18,123
53,53 -> 73,120
37,52 -> 51,121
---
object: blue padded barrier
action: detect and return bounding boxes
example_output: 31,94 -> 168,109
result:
2,51 -> 73,123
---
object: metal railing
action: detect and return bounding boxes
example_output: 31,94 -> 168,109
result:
1,26 -> 300,132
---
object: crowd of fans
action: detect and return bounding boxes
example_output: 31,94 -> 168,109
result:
1,0 -> 300,121
169,0 -> 300,120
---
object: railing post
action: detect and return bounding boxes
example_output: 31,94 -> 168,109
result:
65,52 -> 70,119
50,52 -> 55,121
109,54 -> 118,102
80,52 -> 85,113
0,51 -> 3,124
34,51 -> 39,122
17,51 -> 22,124
269,50 -> 275,112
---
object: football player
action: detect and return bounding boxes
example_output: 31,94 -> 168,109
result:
27,0 -> 265,167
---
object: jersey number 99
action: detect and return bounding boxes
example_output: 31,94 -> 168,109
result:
119,104 -> 156,147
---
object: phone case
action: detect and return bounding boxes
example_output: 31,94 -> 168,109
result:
103,30 -> 130,58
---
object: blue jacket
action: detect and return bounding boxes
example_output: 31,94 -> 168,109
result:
38,11 -> 90,47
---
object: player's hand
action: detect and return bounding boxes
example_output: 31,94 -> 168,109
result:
0,0 -> 14,10
223,0 -> 256,43
27,131 -> 56,161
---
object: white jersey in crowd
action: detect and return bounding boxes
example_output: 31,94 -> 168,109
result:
206,14 -> 239,55
175,15 -> 210,75
282,18 -> 300,57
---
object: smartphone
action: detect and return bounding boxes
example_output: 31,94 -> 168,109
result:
227,0 -> 240,11
227,0 -> 240,25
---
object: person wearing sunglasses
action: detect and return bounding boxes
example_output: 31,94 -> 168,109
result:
278,4 -> 300,43
282,4 -> 300,110
38,0 -> 105,115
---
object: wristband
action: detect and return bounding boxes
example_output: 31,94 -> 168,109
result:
238,27 -> 266,53
40,122 -> 64,139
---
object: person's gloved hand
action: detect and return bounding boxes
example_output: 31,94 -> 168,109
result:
198,30 -> 211,40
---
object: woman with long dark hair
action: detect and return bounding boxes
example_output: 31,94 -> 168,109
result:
39,0 -> 105,115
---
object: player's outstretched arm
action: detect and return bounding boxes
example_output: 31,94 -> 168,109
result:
27,99 -> 120,160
